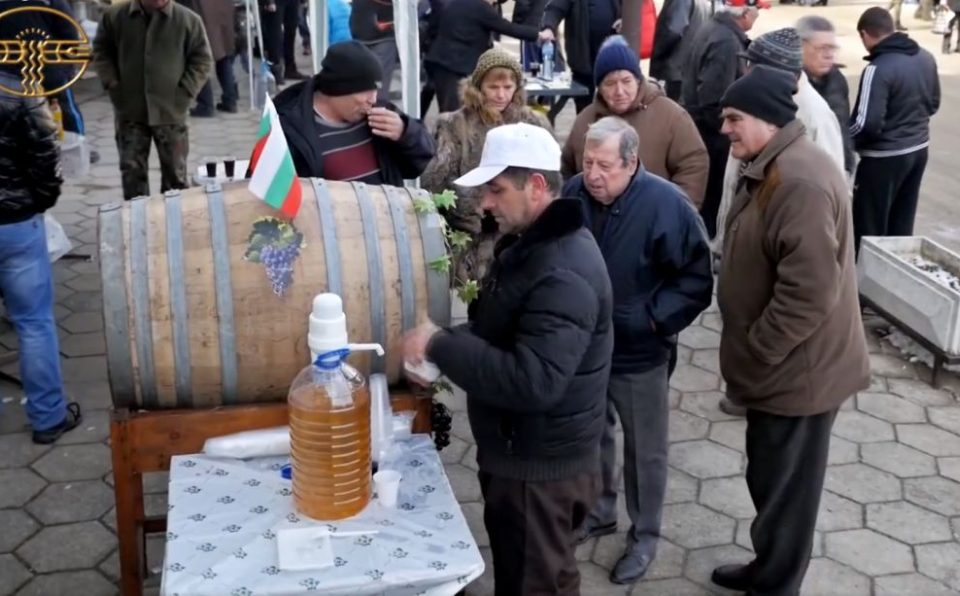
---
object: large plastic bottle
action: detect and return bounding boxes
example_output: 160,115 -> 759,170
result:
254,60 -> 277,111
541,41 -> 555,80
287,293 -> 383,520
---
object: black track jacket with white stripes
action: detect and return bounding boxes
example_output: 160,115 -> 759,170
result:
849,33 -> 939,158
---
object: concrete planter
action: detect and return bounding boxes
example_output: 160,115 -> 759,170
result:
857,236 -> 960,356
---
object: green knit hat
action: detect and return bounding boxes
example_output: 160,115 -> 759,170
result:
470,48 -> 524,89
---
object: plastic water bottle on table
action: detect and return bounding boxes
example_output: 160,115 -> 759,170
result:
541,41 -> 554,81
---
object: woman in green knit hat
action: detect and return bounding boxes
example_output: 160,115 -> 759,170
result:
422,47 -> 553,284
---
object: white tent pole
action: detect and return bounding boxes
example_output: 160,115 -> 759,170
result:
393,0 -> 420,187
247,0 -> 256,111
252,0 -> 267,63
310,0 -> 329,72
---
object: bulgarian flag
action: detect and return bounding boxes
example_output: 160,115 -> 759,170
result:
248,96 -> 302,219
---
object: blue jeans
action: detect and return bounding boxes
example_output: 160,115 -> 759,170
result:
196,55 -> 239,113
0,216 -> 66,431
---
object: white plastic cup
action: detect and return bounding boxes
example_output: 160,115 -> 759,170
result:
373,470 -> 402,508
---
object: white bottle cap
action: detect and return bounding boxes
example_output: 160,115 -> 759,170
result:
308,293 -> 349,360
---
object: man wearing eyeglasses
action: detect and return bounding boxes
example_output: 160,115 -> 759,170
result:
797,15 -> 854,180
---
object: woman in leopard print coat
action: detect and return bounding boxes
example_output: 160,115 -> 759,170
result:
421,47 -> 554,284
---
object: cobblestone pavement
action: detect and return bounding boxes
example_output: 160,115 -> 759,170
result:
2,3 -> 960,595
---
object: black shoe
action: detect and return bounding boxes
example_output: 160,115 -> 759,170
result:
285,69 -> 308,80
89,149 -> 100,165
609,545 -> 654,584
216,102 -> 238,114
32,402 -> 82,445
575,521 -> 617,545
719,397 -> 747,417
711,563 -> 754,591
190,107 -> 214,118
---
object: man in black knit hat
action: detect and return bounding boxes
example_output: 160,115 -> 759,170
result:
711,64 -> 869,596
274,41 -> 435,186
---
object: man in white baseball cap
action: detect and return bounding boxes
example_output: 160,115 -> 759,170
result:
403,122 -> 614,594
451,122 -> 563,234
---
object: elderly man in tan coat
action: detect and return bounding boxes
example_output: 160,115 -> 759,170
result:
562,36 -> 708,207
712,65 -> 869,596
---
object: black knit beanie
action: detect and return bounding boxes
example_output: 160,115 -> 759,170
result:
314,41 -> 383,97
720,65 -> 798,128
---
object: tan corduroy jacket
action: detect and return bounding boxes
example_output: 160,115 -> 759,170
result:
717,119 -> 870,416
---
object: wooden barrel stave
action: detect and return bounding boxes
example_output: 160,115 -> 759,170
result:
99,179 -> 449,410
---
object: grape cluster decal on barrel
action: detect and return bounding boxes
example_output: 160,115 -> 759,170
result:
243,216 -> 306,297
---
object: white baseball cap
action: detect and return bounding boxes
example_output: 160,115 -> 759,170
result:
453,123 -> 561,188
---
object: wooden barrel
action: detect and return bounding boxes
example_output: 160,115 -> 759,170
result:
98,179 -> 450,410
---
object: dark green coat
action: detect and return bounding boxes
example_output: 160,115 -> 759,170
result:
92,0 -> 212,125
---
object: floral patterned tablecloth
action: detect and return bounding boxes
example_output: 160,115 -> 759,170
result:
161,435 -> 485,596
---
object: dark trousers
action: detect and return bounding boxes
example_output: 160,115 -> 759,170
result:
369,39 -> 399,103
572,71 -> 595,113
426,62 -> 462,113
196,55 -> 239,113
698,124 -> 731,239
298,2 -> 310,47
58,88 -> 84,135
744,408 -> 837,596
480,470 -> 599,596
664,80 -> 682,102
852,148 -> 928,257
260,7 -> 283,67
420,79 -> 436,119
590,365 -> 670,550
278,0 -> 301,71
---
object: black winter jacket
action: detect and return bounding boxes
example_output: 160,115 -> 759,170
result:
681,12 -> 749,134
650,0 -> 710,84
0,74 -> 62,225
808,66 -> 855,174
349,0 -> 394,43
273,78 -> 435,185
425,0 -> 539,77
540,0 -> 620,76
428,199 -> 614,482
566,169 -> 713,374
850,33 -> 940,157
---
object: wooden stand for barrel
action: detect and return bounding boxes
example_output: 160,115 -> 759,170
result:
110,394 -> 432,596
101,180 -> 449,593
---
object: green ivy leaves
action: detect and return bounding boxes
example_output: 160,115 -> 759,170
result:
415,189 -> 479,306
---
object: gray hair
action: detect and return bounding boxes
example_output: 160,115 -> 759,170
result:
584,117 -> 640,166
796,15 -> 835,40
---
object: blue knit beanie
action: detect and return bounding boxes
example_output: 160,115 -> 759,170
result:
594,36 -> 643,87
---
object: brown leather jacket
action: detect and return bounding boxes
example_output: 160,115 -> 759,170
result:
717,120 -> 869,416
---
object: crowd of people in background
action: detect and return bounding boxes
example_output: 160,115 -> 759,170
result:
0,0 -> 944,594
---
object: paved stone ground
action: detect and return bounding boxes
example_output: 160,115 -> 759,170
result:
2,3 -> 960,595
